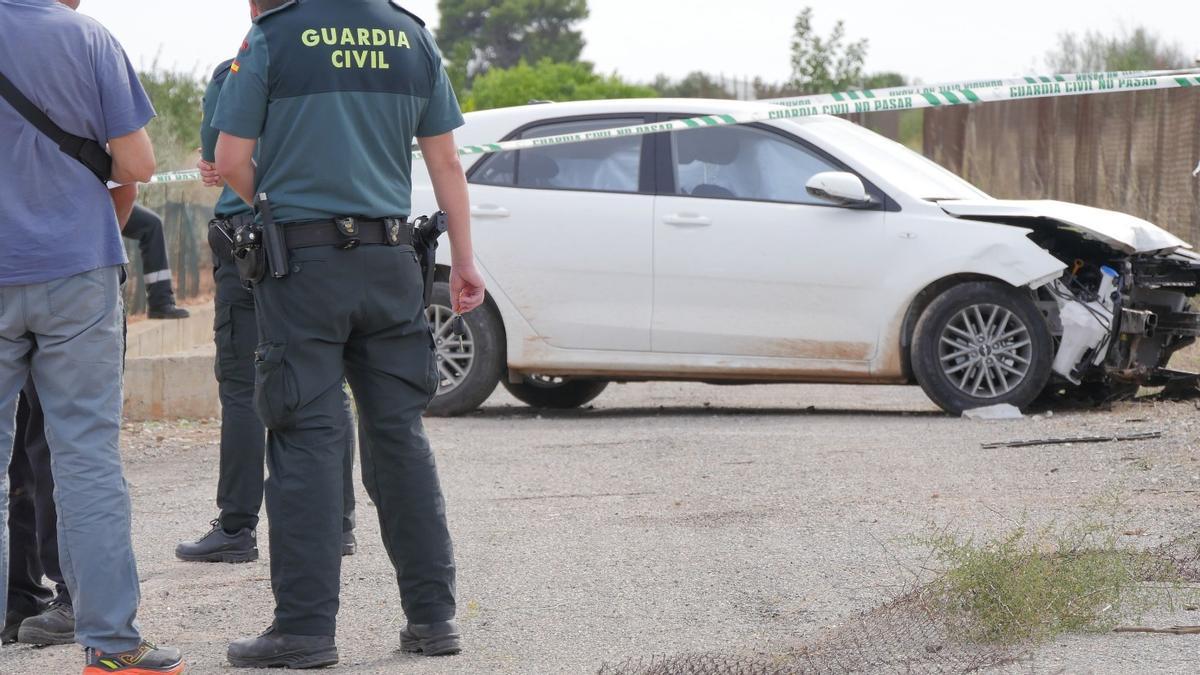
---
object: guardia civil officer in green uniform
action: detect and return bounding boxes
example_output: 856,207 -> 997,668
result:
177,0 -> 360,564
212,0 -> 485,667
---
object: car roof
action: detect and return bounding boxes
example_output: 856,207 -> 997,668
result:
464,97 -> 836,123
452,98 -> 847,157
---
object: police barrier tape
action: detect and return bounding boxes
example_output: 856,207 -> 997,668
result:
763,68 -> 1200,107
145,68 -> 1200,185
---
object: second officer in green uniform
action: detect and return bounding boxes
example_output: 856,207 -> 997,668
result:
176,0 -> 359,563
212,0 -> 486,667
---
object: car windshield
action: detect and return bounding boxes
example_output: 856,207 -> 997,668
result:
791,117 -> 988,202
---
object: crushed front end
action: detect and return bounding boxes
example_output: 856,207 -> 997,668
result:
1033,243 -> 1200,397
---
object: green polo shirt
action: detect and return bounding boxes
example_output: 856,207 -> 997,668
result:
211,0 -> 464,224
201,58 -> 252,219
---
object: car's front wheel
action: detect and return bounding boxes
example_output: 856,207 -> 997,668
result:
424,281 -> 505,417
502,375 -> 609,410
911,281 -> 1053,415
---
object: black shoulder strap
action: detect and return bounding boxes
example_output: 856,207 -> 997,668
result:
0,68 -> 112,183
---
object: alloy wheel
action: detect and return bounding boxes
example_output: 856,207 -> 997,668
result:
937,303 -> 1034,399
426,304 -> 475,394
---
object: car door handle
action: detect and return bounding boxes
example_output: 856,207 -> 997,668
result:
471,205 -> 510,219
663,213 -> 712,227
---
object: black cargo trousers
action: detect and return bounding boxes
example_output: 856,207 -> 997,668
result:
252,242 -> 454,636
123,205 -> 176,309
211,240 -> 356,534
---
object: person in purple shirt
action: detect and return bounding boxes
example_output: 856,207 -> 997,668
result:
0,0 -> 184,672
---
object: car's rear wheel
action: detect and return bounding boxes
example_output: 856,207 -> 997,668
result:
502,375 -> 609,410
912,282 -> 1053,415
424,281 -> 504,417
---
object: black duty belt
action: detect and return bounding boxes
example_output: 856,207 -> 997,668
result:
209,213 -> 256,262
283,217 -> 411,250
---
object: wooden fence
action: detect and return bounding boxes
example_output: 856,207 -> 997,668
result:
924,89 -> 1200,245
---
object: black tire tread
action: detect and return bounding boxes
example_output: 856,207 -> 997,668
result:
911,281 -> 1053,415
502,378 -> 609,410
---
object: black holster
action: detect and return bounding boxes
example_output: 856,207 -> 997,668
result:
257,194 -> 289,280
232,221 -> 267,285
209,214 -> 255,264
412,211 -> 448,308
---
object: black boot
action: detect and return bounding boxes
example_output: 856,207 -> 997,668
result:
342,531 -> 356,557
175,519 -> 258,563
227,625 -> 338,669
400,620 -> 462,656
16,598 -> 74,645
147,303 -> 190,320
3,607 -> 38,645
146,280 -> 190,319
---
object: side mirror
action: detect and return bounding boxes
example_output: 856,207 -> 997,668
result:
806,171 -> 873,207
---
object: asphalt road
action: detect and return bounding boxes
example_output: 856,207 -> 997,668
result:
3,383 -> 1199,674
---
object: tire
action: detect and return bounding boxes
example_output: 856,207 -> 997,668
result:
911,281 -> 1053,415
424,281 -> 504,417
502,376 -> 609,410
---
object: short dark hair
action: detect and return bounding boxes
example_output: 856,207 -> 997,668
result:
253,0 -> 289,11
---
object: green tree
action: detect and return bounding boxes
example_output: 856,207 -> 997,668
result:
753,71 -> 904,101
752,78 -> 802,101
652,72 -> 735,99
1046,27 -> 1189,72
464,59 -> 655,111
788,7 -> 868,95
861,71 -> 906,90
138,66 -> 205,167
437,0 -> 589,93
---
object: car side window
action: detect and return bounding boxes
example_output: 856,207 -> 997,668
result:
470,118 -> 643,194
672,125 -> 840,205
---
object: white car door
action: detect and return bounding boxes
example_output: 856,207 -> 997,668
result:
468,116 -> 655,351
652,123 -> 889,362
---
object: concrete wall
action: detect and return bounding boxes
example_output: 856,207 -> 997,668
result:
123,302 -> 220,421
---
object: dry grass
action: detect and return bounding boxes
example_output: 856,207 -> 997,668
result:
600,503 -> 1200,675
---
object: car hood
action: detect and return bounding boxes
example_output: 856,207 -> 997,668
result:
938,199 -> 1190,255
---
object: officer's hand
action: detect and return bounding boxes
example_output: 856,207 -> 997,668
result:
450,263 -> 485,314
197,159 -> 224,188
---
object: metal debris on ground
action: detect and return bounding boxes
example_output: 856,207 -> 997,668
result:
1112,625 -> 1200,635
980,431 -> 1163,449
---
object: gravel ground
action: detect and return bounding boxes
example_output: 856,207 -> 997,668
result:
2,382 -> 1199,674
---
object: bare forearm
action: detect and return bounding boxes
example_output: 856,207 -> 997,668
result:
214,133 -> 258,206
428,161 -> 473,264
109,129 -> 156,185
110,184 -> 138,228
223,163 -> 255,206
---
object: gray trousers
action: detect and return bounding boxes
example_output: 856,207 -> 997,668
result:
0,265 -> 142,653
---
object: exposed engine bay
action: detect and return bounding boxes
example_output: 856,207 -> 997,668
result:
1032,236 -> 1200,398
940,200 -> 1200,401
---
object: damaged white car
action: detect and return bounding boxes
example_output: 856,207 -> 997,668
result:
412,99 -> 1200,416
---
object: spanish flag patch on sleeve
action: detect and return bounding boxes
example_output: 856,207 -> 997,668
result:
231,61 -> 240,73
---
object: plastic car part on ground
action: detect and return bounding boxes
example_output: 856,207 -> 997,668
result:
962,404 -> 1025,420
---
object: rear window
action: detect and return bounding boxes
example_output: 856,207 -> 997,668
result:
471,118 -> 644,194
